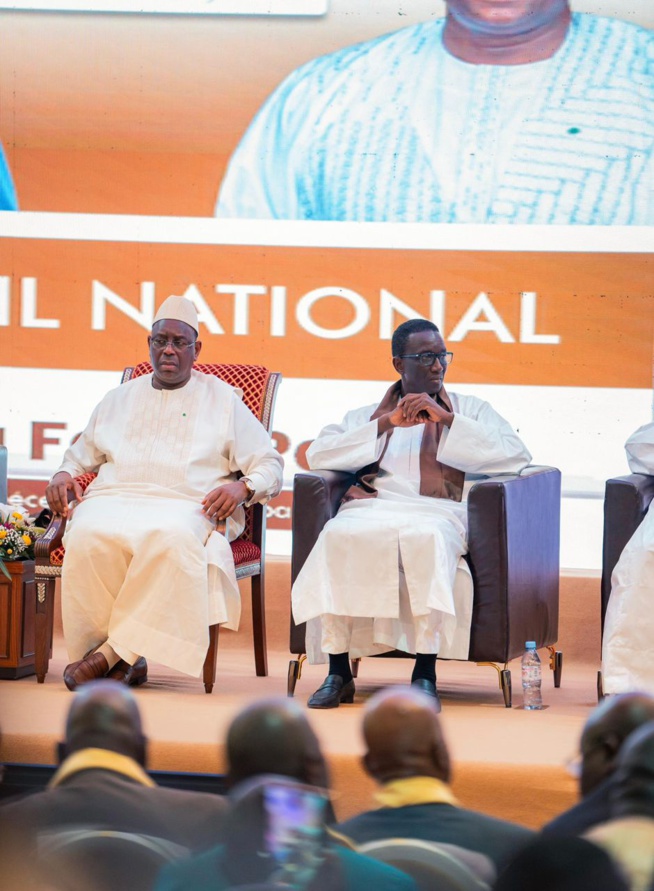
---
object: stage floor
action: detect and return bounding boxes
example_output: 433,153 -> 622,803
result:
0,563 -> 603,829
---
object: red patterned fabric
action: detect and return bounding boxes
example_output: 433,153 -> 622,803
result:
48,364 -> 272,569
231,539 -> 261,565
127,362 -> 271,419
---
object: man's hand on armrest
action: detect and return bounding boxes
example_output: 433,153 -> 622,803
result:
202,481 -> 249,522
45,472 -> 84,517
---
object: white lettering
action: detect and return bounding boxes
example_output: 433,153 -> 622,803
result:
216,284 -> 267,336
448,292 -> 515,343
0,276 -> 9,326
270,286 -> 287,337
20,278 -> 60,329
91,281 -> 155,331
430,290 -> 446,333
520,292 -> 561,345
176,285 -> 223,334
296,287 -> 370,340
379,290 -> 426,340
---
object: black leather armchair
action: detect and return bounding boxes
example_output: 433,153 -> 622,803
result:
598,473 -> 654,697
290,465 -> 562,707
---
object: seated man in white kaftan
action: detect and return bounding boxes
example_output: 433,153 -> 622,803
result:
292,320 -> 531,711
216,0 -> 653,226
602,422 -> 654,695
45,296 -> 283,691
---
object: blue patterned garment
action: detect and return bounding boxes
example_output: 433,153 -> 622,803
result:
0,143 -> 17,211
216,14 -> 653,225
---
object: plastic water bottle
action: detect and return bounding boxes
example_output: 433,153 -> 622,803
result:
521,641 -> 544,710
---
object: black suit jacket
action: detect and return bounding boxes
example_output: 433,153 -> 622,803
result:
335,802 -> 533,870
541,778 -> 613,836
0,767 -> 226,859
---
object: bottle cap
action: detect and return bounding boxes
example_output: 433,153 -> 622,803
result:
526,641 -> 536,649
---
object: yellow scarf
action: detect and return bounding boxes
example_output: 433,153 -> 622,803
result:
49,747 -> 155,789
374,776 -> 459,809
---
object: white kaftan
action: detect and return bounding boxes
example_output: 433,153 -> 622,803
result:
602,422 -> 654,695
58,371 -> 283,676
291,392 -> 531,663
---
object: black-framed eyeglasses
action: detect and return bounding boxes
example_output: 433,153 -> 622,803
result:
150,336 -> 196,351
399,351 -> 453,367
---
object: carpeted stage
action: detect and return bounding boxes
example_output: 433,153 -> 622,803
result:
0,560 -> 603,830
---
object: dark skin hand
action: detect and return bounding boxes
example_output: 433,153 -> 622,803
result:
45,471 -> 85,517
378,394 -> 454,435
202,481 -> 250,522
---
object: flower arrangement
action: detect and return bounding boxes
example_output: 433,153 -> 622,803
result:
0,504 -> 45,579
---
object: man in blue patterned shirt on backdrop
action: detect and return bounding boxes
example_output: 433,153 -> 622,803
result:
216,1 -> 653,226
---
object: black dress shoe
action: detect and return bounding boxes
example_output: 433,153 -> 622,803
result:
411,678 -> 442,713
308,674 -> 356,709
107,657 -> 148,687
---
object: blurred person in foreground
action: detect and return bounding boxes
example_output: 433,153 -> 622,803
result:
0,681 -> 226,889
585,721 -> 654,891
335,687 -> 532,877
156,698 -> 417,890
292,319 -> 530,710
45,294 -> 283,691
492,836 -> 629,891
216,1 -> 653,226
543,692 -> 654,836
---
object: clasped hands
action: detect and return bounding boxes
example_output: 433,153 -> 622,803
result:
379,393 -> 454,434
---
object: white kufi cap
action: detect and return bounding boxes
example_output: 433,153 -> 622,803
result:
153,296 -> 198,334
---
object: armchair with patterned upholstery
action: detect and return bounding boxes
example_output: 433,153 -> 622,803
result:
289,465 -> 562,707
34,362 -> 282,693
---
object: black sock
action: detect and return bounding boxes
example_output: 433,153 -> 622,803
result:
328,652 -> 353,684
412,653 -> 437,685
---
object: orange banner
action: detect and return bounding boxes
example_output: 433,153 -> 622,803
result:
0,238 -> 651,388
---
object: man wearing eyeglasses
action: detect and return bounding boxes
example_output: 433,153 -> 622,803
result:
45,296 -> 283,691
292,319 -> 531,710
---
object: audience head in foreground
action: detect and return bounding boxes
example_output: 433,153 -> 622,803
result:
584,721 -> 654,891
0,681 -> 227,891
492,836 -> 629,891
226,696 -> 329,790
156,697 -> 418,891
543,691 -> 654,836
335,687 -> 532,873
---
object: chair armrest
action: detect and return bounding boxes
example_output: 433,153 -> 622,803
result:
467,465 -> 561,662
33,473 -> 98,567
291,470 -> 355,584
34,514 -> 68,565
601,473 -> 654,632
289,470 -> 354,655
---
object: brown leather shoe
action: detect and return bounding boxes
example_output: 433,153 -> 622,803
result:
106,657 -> 148,687
63,652 -> 110,692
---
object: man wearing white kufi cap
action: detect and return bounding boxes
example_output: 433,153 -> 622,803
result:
45,296 -> 283,691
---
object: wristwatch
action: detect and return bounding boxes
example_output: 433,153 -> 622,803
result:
240,476 -> 256,503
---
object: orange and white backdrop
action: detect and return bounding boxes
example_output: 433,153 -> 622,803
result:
0,1 -> 652,567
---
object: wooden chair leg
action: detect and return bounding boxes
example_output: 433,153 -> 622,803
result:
35,576 -> 56,684
251,572 -> 268,677
203,624 -> 219,694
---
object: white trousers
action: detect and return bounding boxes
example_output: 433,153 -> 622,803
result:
62,494 -> 229,677
602,508 -> 654,695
